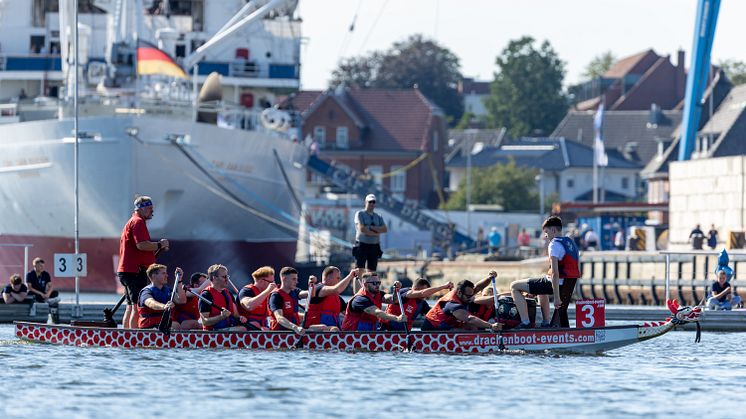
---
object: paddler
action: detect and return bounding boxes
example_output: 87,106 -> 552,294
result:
238,266 -> 277,330
268,267 -> 339,335
137,264 -> 186,329
422,272 -> 502,331
303,266 -> 358,328
341,272 -> 406,331
199,264 -> 247,331
173,272 -> 208,330
380,278 -> 453,331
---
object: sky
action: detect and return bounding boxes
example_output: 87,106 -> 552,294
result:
297,0 -> 746,90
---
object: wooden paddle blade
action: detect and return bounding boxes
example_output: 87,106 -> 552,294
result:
158,308 -> 173,335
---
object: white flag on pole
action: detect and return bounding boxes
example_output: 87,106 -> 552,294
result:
593,103 -> 608,167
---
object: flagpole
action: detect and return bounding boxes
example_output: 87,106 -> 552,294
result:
593,146 -> 598,204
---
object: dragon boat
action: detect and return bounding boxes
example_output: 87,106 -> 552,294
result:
15,300 -> 701,354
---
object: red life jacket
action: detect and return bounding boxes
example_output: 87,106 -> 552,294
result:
202,286 -> 237,331
173,293 -> 200,323
470,302 -> 494,322
341,288 -> 383,331
383,288 -> 419,329
268,289 -> 300,330
137,285 -> 173,329
237,284 -> 269,326
547,237 -> 580,279
424,290 -> 466,329
304,284 -> 342,327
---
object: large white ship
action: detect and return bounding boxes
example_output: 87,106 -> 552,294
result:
0,0 -> 308,291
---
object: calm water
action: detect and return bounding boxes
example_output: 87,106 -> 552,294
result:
0,324 -> 744,418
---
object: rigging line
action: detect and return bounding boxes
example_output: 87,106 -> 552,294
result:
358,0 -> 389,55
167,139 -> 353,249
336,0 -> 362,59
272,148 -> 303,212
379,152 -> 428,178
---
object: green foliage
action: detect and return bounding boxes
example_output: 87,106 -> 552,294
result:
582,51 -> 616,81
719,59 -> 746,85
484,36 -> 567,138
329,34 -> 464,124
442,159 -> 539,211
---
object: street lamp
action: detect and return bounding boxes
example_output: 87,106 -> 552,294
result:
535,168 -> 545,218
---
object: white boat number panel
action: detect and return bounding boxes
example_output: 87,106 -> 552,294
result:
54,253 -> 87,277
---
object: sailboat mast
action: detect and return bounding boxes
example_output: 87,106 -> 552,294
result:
73,0 -> 81,316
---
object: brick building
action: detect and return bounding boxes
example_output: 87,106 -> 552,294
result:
285,87 -> 448,208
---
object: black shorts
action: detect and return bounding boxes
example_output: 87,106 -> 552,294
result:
353,242 -> 382,271
527,277 -> 554,295
118,271 -> 149,305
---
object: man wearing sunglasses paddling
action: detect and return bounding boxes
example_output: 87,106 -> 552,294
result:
342,272 -> 405,331
422,272 -> 502,331
353,194 -> 387,272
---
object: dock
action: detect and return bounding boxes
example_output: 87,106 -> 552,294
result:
0,302 -> 123,325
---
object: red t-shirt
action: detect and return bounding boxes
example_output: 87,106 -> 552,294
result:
117,212 -> 155,273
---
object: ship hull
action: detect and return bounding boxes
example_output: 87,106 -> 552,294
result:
0,115 -> 307,289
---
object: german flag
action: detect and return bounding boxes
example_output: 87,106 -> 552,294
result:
137,40 -> 187,79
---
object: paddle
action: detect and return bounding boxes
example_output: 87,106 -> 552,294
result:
490,273 -> 506,350
295,275 -> 317,349
394,283 -> 412,351
186,288 -> 246,326
158,271 -> 182,335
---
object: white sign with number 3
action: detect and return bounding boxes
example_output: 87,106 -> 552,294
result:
54,253 -> 87,277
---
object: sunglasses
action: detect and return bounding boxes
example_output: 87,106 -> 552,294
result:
366,281 -> 381,285
367,201 -> 376,204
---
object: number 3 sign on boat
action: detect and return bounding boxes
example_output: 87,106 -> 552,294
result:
575,299 -> 605,328
54,253 -> 87,277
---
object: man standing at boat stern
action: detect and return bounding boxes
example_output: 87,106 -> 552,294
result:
510,216 -> 579,329
353,194 -> 387,272
117,196 -> 170,329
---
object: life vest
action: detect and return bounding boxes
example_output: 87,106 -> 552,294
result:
237,284 -> 269,327
341,288 -> 383,331
137,285 -> 172,329
173,292 -> 200,323
202,286 -> 237,331
547,236 -> 580,279
268,289 -> 300,330
304,284 -> 342,327
424,290 -> 466,330
382,288 -> 419,329
469,302 -> 494,322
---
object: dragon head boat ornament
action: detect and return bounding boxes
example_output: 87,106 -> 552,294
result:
667,299 -> 702,342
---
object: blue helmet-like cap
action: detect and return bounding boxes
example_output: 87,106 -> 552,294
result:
715,248 -> 733,280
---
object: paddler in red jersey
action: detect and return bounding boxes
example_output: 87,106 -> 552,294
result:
268,267 -> 339,335
341,272 -> 406,331
199,264 -> 247,332
173,272 -> 209,330
422,272 -> 502,331
380,278 -> 453,331
304,266 -> 358,329
238,266 -> 277,330
137,264 -> 186,329
510,216 -> 580,329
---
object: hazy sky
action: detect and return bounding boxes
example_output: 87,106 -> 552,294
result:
297,0 -> 746,90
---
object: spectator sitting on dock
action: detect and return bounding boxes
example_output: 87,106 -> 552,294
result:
2,274 -> 28,304
707,250 -> 742,310
26,258 -> 60,305
488,227 -> 502,255
137,264 -> 186,329
518,228 -> 531,247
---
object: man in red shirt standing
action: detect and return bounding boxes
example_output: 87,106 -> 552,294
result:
117,196 -> 169,329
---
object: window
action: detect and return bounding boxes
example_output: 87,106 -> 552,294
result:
566,178 -> 574,188
313,126 -> 326,143
621,177 -> 629,189
366,166 -> 383,186
390,165 -> 406,192
336,127 -> 349,149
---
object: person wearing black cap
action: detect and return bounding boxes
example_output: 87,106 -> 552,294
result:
353,193 -> 387,272
117,195 -> 170,329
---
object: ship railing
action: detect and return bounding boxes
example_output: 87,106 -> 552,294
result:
0,243 -> 34,283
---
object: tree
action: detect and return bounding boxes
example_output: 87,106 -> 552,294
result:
484,36 -> 567,138
329,34 -> 464,124
582,51 -> 616,81
719,59 -> 746,85
442,159 -> 539,211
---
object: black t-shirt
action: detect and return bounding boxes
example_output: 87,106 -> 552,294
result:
268,289 -> 301,313
711,281 -> 731,302
3,284 -> 28,295
26,270 -> 51,293
349,291 -> 384,313
237,286 -> 258,302
443,301 -> 467,315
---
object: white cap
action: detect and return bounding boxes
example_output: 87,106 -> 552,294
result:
365,194 -> 376,202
